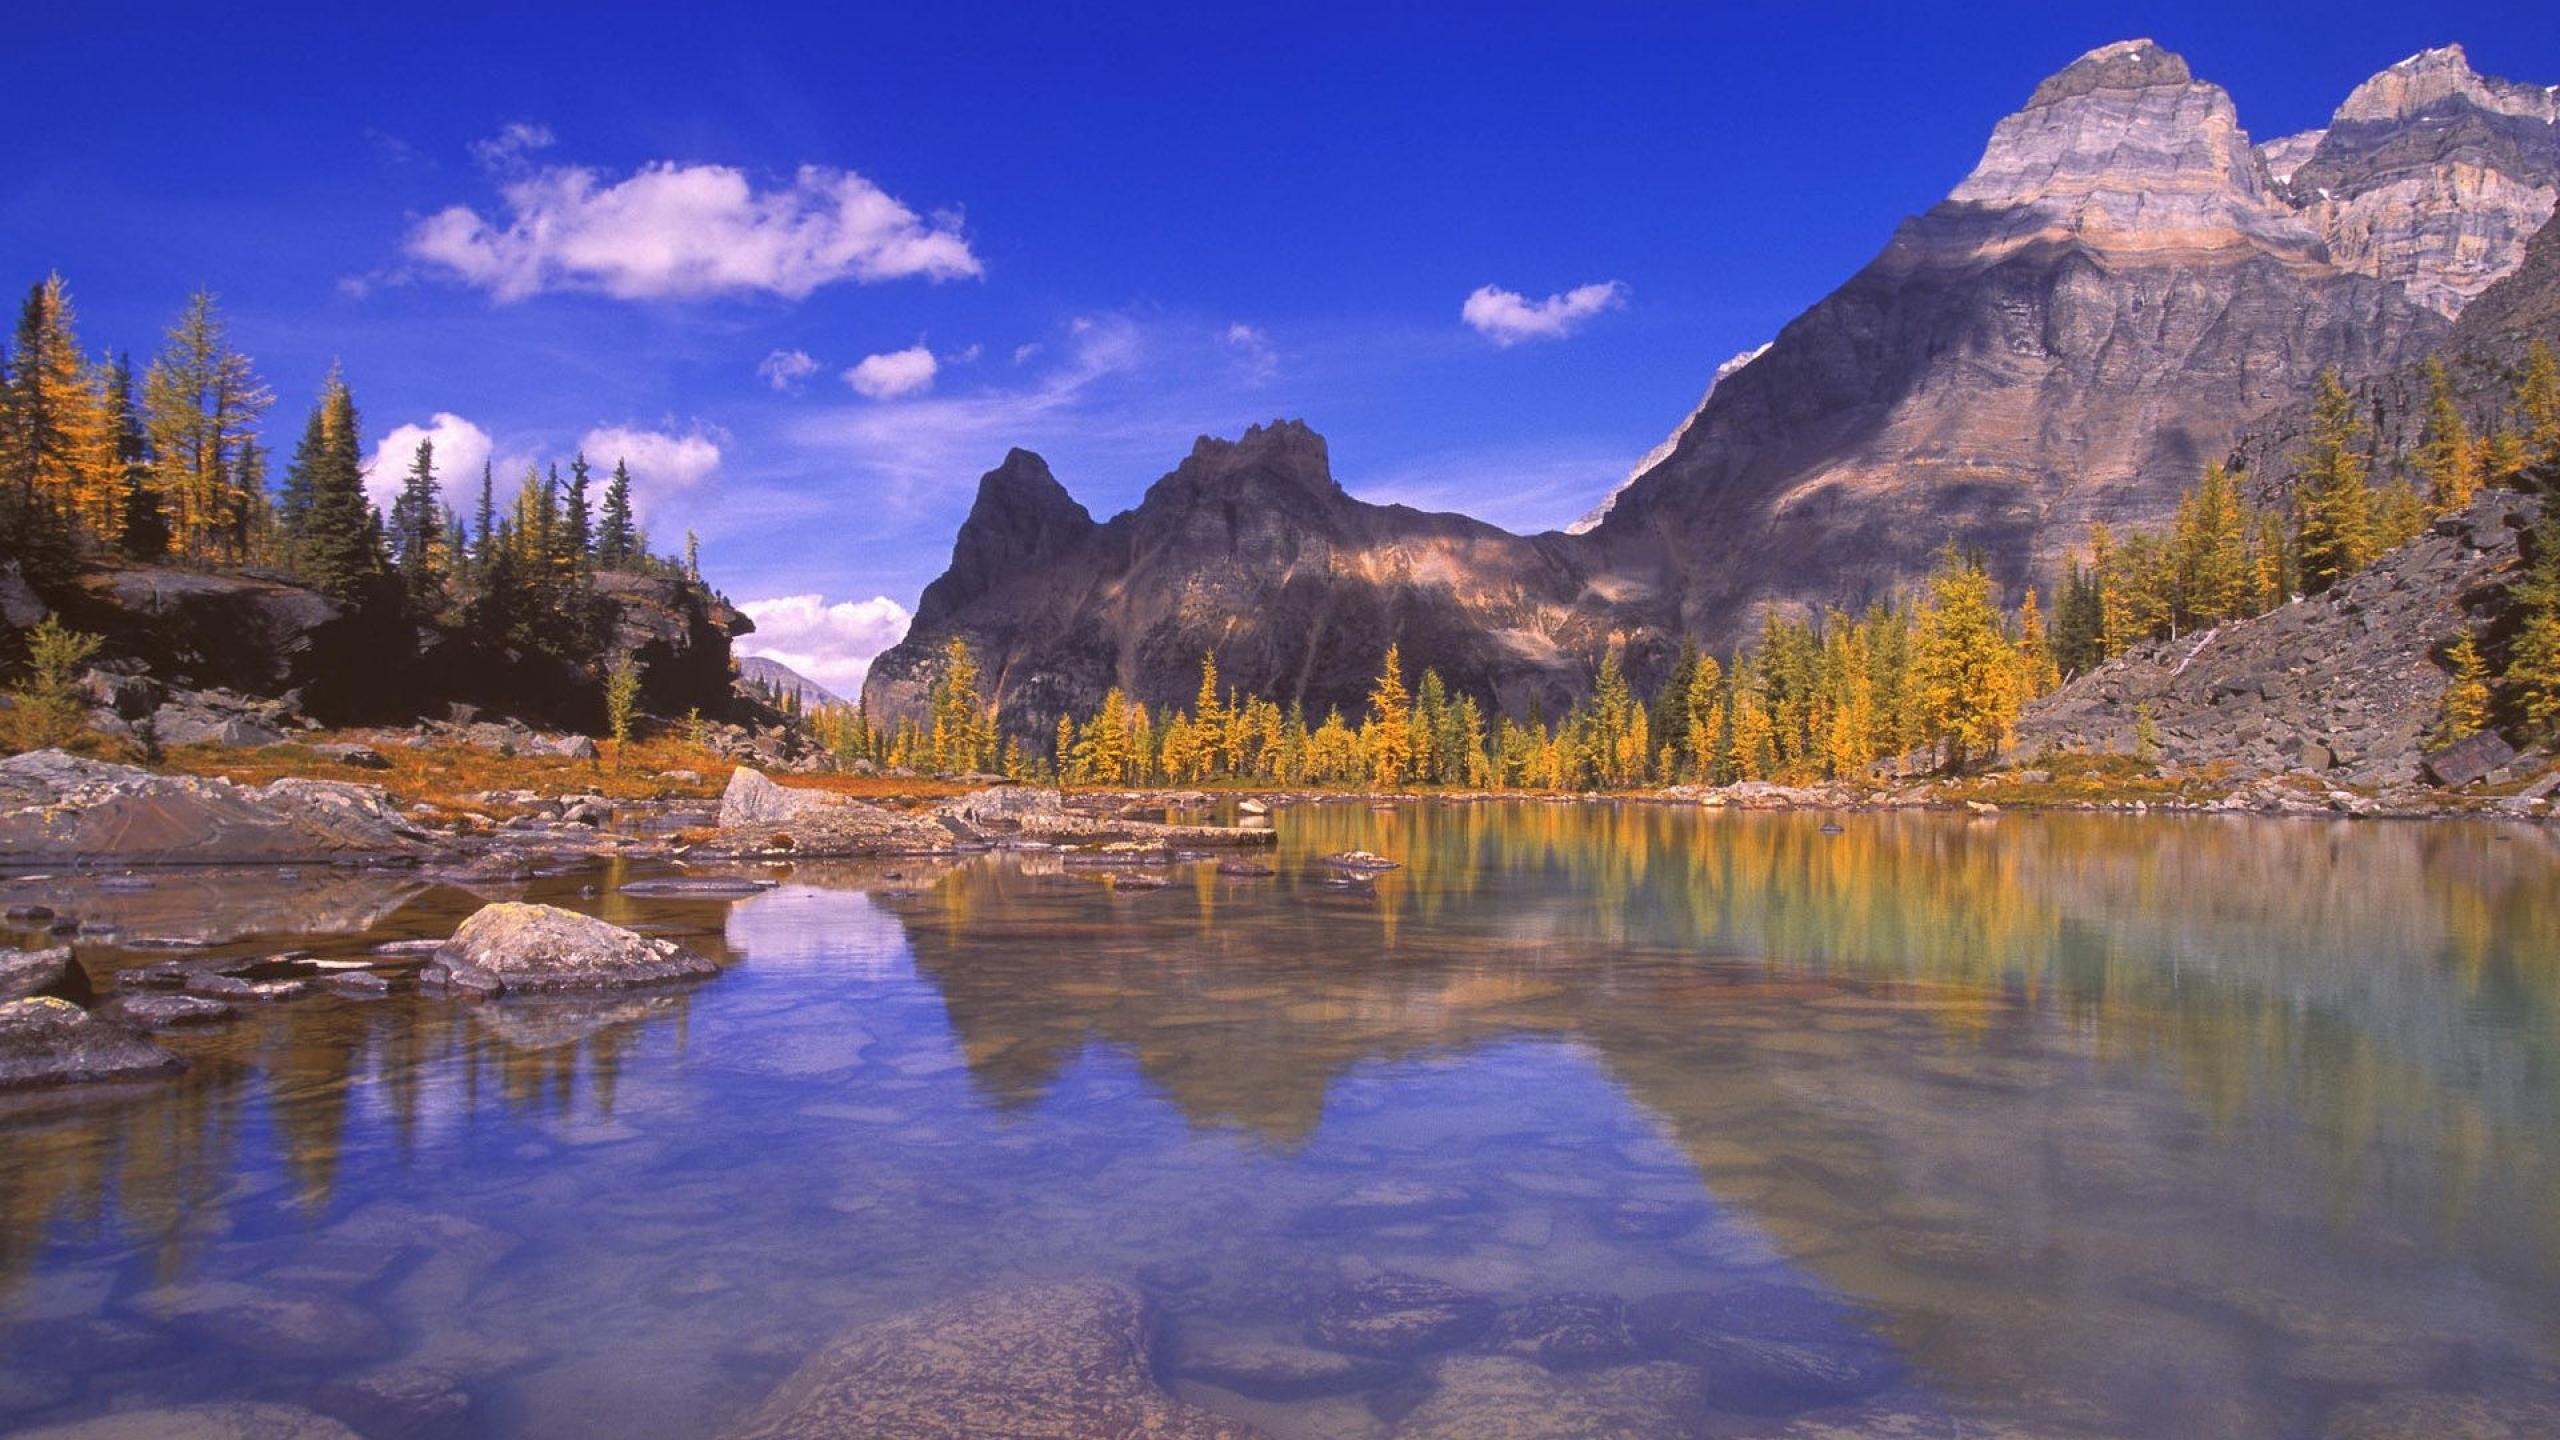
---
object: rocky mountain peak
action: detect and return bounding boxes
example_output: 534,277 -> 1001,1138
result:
2284,42 -> 2558,315
2329,44 -> 2555,128
1905,39 -> 2318,272
913,449 -> 1097,623
1158,419 -> 1342,503
2025,39 -> 2192,107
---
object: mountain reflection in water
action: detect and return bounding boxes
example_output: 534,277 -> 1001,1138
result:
1,803 -> 2556,1438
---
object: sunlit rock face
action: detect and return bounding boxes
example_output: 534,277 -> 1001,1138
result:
1592,39 -> 2448,648
865,421 -> 1615,733
2283,45 -> 2560,317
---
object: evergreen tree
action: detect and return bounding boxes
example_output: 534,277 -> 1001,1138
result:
2294,369 -> 2374,594
2436,630 -> 2491,743
2,275 -> 117,564
598,459 -> 636,567
564,451 -> 594,566
389,437 -> 443,603
103,353 -> 166,558
142,289 -> 271,563
2509,507 -> 2560,739
1362,644 -> 1414,788
473,459 -> 497,573
286,368 -> 387,603
2520,339 -> 2560,463
2414,356 -> 2478,514
1909,548 -> 2022,770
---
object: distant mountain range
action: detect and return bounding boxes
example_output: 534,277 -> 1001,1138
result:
868,40 -> 2558,734
739,655 -> 845,711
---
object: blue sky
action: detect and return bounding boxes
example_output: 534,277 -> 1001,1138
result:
9,2 -> 2557,692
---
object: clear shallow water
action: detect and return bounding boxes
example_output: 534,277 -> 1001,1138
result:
2,802 -> 2558,1438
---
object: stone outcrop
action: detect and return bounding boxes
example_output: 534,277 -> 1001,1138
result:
712,768 -> 957,855
2015,492 -> 2542,785
0,996 -> 184,1089
719,1280 -> 1267,1440
422,902 -> 719,996
2281,45 -> 2560,317
0,750 -> 430,864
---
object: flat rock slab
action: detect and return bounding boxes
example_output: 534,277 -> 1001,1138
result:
8,1404 -> 363,1440
719,1279 -> 1268,1440
105,992 -> 236,1029
1308,1273 -> 1497,1359
0,997 -> 184,1089
0,750 -> 429,864
618,877 -> 780,898
424,902 -> 718,996
129,1280 -> 394,1365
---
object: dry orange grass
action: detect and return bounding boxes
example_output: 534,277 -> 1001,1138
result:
153,735 -> 973,814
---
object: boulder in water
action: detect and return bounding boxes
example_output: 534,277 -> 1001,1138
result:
422,902 -> 718,996
719,1279 -> 1266,1440
0,996 -> 184,1088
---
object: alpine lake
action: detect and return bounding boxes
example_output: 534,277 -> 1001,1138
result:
3,800 -> 2559,1439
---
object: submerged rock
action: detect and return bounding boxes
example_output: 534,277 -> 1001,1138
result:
617,876 -> 779,898
1392,1354 -> 1711,1439
422,902 -> 718,996
131,1279 -> 395,1365
719,1279 -> 1266,1440
1486,1291 -> 1641,1369
0,997 -> 184,1088
2323,1393 -> 2560,1439
6,1403 -> 363,1440
1630,1284 -> 1900,1414
1308,1272 -> 1497,1359
1169,1324 -> 1405,1400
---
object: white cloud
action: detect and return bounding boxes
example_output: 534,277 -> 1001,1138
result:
1225,322 -> 1277,384
363,413 -> 494,515
579,423 -> 724,518
735,593 -> 914,696
844,345 -> 939,399
407,160 -> 981,302
758,348 -> 820,392
1461,281 -> 1629,345
786,314 -> 1146,506
469,121 -> 555,172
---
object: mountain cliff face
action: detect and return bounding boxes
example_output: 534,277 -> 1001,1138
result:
1593,39 -> 2448,647
874,39 -> 2556,727
863,423 -> 1606,732
2280,45 -> 2559,317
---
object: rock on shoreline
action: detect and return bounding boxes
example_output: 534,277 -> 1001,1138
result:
0,750 -> 429,864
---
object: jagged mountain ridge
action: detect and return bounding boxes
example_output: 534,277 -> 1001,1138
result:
864,424 -> 1605,731
869,39 -> 2555,730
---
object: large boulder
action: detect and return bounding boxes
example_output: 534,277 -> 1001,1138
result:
0,996 -> 184,1089
720,1279 -> 1266,1440
422,902 -> 718,996
714,769 -> 956,856
0,750 -> 428,864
